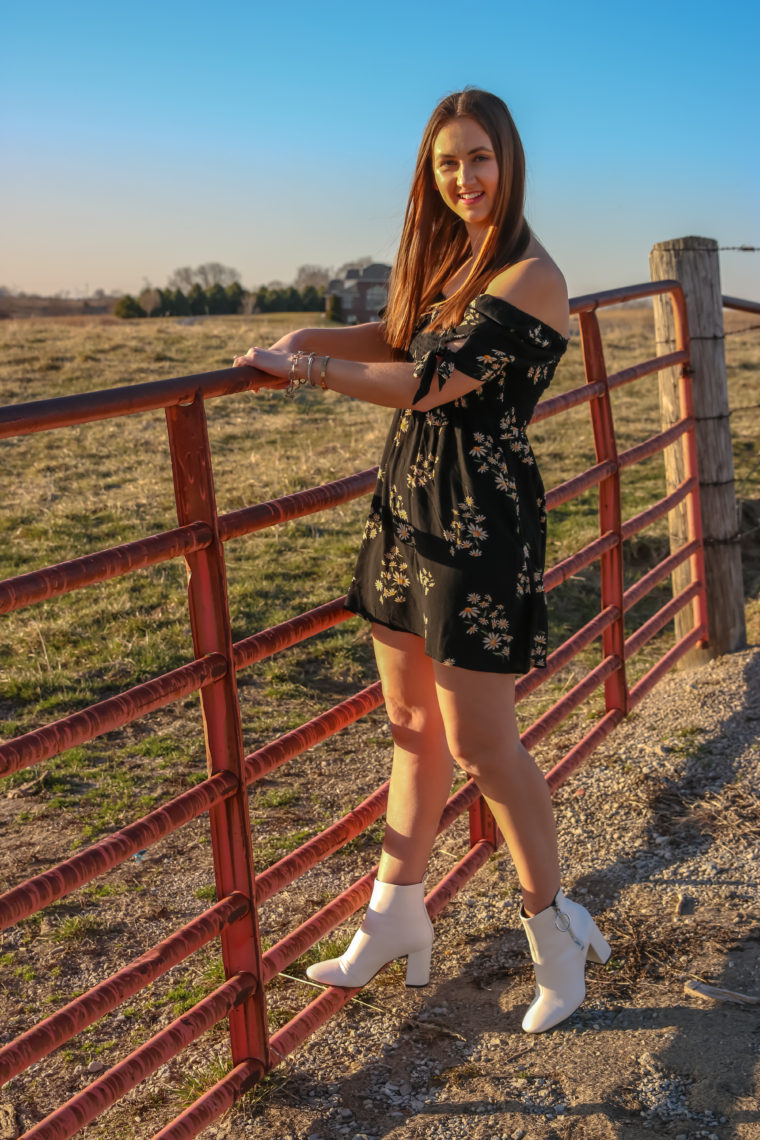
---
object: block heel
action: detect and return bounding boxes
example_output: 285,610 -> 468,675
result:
405,945 -> 432,987
586,920 -> 611,965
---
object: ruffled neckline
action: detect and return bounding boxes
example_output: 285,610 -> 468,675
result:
432,291 -> 569,347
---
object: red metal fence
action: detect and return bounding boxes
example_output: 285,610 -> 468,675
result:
0,280 -> 710,1137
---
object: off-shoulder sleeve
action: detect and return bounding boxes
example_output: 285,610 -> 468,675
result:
411,294 -> 567,405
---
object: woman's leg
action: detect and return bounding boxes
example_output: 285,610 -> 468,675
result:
432,661 -> 609,1032
305,626 -> 453,987
432,662 -> 560,916
372,624 -> 455,884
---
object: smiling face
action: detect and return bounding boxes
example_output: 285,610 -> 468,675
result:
432,116 -> 500,234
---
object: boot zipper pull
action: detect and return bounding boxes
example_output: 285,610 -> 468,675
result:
554,906 -> 584,949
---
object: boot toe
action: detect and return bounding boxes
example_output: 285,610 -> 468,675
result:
306,959 -> 347,986
521,987 -> 584,1033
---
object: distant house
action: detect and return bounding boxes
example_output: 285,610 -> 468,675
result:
325,263 -> 391,324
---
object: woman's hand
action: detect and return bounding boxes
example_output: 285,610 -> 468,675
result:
232,347 -> 289,390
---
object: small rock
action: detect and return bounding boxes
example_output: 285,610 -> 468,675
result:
674,894 -> 696,916
87,1060 -> 106,1074
0,1102 -> 20,1140
512,1130 -> 526,1140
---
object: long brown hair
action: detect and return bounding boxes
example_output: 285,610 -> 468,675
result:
382,88 -> 531,352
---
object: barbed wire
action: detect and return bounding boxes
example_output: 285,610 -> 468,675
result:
724,323 -> 760,336
661,244 -> 759,252
737,461 -> 760,499
729,403 -> 760,416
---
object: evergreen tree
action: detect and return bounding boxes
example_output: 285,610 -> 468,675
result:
284,286 -> 302,311
225,281 -> 244,314
301,284 -> 324,311
156,288 -> 174,317
205,283 -> 228,314
188,283 -> 207,315
172,288 -> 191,316
114,294 -> 146,319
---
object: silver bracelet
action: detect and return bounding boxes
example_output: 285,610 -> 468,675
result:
286,350 -> 309,399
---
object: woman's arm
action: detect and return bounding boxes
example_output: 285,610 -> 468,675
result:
265,320 -> 395,363
238,261 -> 571,409
234,346 -> 484,411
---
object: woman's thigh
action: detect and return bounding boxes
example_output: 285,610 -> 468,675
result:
371,623 -> 447,748
432,661 -> 522,768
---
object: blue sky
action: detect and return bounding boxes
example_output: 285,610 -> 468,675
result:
2,0 -> 758,301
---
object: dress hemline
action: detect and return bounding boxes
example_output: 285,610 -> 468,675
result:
344,598 -> 544,676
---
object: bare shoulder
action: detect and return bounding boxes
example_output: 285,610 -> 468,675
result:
486,255 -> 570,338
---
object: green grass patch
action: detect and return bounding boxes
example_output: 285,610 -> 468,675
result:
174,1057 -> 232,1106
50,915 -> 104,944
165,981 -> 208,1015
255,787 -> 299,809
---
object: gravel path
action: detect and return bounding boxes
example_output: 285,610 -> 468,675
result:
1,648 -> 757,1140
217,646 -> 760,1140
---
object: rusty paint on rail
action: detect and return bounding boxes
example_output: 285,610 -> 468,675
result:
0,276 -> 715,1137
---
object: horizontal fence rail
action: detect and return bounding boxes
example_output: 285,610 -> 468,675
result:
0,278 -> 715,1137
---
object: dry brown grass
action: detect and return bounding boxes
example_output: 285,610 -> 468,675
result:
0,305 -> 757,1137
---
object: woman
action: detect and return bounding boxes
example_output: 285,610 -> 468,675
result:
234,88 -> 609,1033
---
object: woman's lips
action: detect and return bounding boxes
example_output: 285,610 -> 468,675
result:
458,191 -> 484,202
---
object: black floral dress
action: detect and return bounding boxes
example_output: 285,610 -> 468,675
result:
345,293 -> 568,673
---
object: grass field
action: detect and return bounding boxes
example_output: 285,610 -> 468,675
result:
0,307 -> 757,832
0,305 -> 757,1135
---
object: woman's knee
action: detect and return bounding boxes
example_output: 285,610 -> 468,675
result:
384,691 -> 446,751
448,733 -> 530,783
372,626 -> 445,748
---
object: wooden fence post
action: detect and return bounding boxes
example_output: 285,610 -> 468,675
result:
649,235 -> 746,661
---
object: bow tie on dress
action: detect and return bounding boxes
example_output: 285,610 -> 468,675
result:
411,348 -> 457,405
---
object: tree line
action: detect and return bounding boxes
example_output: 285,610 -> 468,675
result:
114,261 -> 333,320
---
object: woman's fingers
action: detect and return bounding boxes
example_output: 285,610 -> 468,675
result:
231,348 -> 289,388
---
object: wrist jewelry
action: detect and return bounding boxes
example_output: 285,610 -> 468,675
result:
306,351 -> 317,387
320,356 -> 330,390
286,350 -> 309,398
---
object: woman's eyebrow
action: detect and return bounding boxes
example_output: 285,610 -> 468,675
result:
436,146 -> 493,159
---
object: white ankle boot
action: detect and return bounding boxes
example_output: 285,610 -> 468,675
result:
520,889 -> 610,1033
306,879 -> 434,988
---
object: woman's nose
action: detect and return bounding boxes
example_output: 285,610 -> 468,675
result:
457,162 -> 475,187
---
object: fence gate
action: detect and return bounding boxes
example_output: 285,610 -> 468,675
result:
0,278 -> 708,1137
